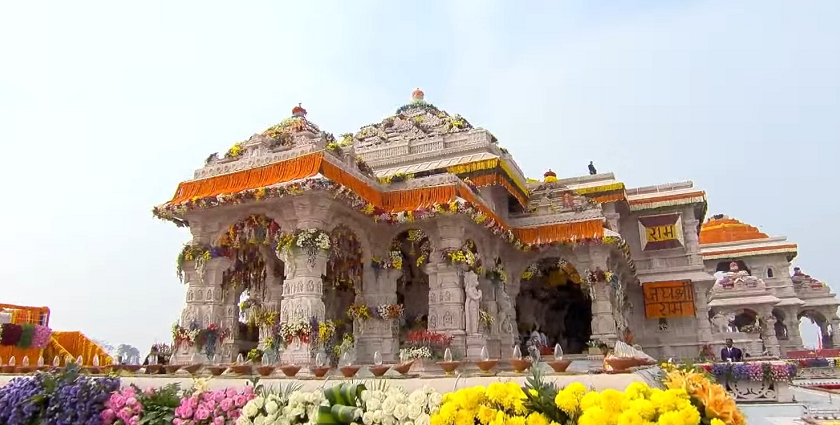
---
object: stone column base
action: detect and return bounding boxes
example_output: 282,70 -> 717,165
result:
466,334 -> 488,360
281,340 -> 311,366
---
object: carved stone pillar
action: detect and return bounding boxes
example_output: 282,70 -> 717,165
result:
425,220 -> 468,356
278,248 -> 328,365
692,281 -> 714,345
588,247 -> 618,346
357,267 -> 400,362
602,203 -> 621,233
760,312 -> 781,357
174,256 -> 231,364
784,310 -> 803,351
831,319 -> 840,348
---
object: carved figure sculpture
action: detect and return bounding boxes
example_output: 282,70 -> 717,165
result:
464,272 -> 483,335
496,289 -> 515,337
710,312 -> 735,334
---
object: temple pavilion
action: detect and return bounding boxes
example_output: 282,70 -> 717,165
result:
154,89 -> 839,363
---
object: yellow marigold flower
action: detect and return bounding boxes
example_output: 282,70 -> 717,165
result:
579,392 -> 599,411
477,406 -> 498,425
627,399 -> 656,421
563,382 -> 587,398
617,410 -> 645,425
554,391 -> 579,415
490,411 -> 507,425
710,420 -> 725,425
679,407 -> 701,425
625,382 -> 651,400
505,416 -> 526,425
578,406 -> 611,425
657,411 -> 686,425
525,413 -> 549,425
598,389 -> 626,413
455,409 -> 475,425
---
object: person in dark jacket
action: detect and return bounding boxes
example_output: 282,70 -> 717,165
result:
720,338 -> 743,362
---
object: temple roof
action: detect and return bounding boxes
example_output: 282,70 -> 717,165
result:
699,215 -> 798,261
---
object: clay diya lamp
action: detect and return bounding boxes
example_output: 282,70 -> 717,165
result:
164,365 -> 182,375
182,364 -> 203,375
509,358 -> 531,373
208,365 -> 226,376
145,365 -> 163,375
605,357 -> 636,372
280,365 -> 301,377
311,366 -> 331,378
392,361 -> 413,375
369,364 -> 391,377
256,366 -> 275,377
475,359 -> 499,374
228,364 -> 252,375
123,365 -> 142,373
546,359 -> 572,373
340,365 -> 361,378
436,361 -> 461,376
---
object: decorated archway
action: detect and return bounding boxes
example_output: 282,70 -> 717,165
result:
517,258 -> 591,354
799,309 -> 833,348
387,229 -> 432,334
323,224 -> 363,348
216,214 -> 283,357
772,308 -> 788,340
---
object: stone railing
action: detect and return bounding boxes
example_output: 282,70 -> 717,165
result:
705,361 -> 796,403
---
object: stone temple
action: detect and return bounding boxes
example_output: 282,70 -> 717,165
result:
155,89 -> 839,364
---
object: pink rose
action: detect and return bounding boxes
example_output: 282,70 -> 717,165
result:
124,387 -> 136,398
242,386 -> 254,395
230,410 -> 240,419
100,409 -> 116,424
126,397 -> 138,407
182,406 -> 194,419
187,396 -> 199,409
226,388 -> 236,398
112,394 -> 126,409
213,391 -> 226,402
128,416 -> 139,425
235,395 -> 248,407
144,387 -> 154,396
214,417 -> 225,425
195,407 -> 211,421
174,419 -> 183,425
119,407 -> 133,421
219,398 -> 234,412
205,399 -> 217,411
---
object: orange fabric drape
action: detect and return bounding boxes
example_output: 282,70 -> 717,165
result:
381,186 -> 458,212
43,337 -> 74,365
0,346 -> 42,364
469,173 -> 529,207
513,220 -> 605,245
170,153 -> 324,204
0,304 -> 50,326
457,186 -> 505,225
50,331 -> 113,366
319,158 -> 383,206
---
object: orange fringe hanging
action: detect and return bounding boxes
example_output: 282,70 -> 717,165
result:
50,331 -> 113,365
0,304 -> 50,326
319,158 -> 383,206
381,186 -> 458,212
513,220 -> 605,245
469,173 -> 529,207
170,153 -> 324,204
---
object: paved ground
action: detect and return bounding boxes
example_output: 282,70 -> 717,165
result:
741,386 -> 840,425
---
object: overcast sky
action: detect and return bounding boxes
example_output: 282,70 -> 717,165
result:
1,0 -> 837,352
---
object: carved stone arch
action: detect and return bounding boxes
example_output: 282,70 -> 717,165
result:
384,224 -> 440,257
511,245 -> 583,280
327,217 -> 373,262
210,211 -> 289,247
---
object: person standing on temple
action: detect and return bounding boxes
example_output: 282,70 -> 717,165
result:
588,161 -> 597,175
720,338 -> 743,362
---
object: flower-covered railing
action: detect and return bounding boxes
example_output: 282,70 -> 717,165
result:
701,361 -> 796,402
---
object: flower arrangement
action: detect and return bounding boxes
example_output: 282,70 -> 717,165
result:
172,323 -> 228,356
375,304 -> 405,320
399,346 -> 433,361
280,319 -> 312,344
0,323 -> 52,349
521,263 -> 539,280
478,308 -> 494,332
485,258 -> 508,284
360,384 -> 442,425
176,245 -> 214,283
739,324 -> 762,334
663,364 -> 747,425
371,249 -> 403,271
102,384 -> 182,425
239,385 -> 325,425
275,229 -> 331,263
347,304 -> 372,321
246,348 -> 263,363
584,267 -> 614,284
174,385 -> 256,424
225,142 -> 244,159
708,361 -> 797,384
402,330 -> 454,360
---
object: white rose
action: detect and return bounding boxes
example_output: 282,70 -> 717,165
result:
237,416 -> 254,425
405,422 -> 415,425
374,410 -> 384,423
383,417 -> 396,425
362,411 -> 376,425
382,398 -> 396,414
428,393 -> 442,408
291,406 -> 306,417
361,390 -> 371,402
279,418 -> 291,425
422,385 -> 434,395
266,400 -> 279,415
407,403 -> 423,420
243,402 -> 260,419
366,398 -> 381,411
393,405 -> 409,421
264,413 -> 278,424
408,391 -> 427,406
415,414 -> 430,425
254,417 -> 266,425
254,397 -> 265,409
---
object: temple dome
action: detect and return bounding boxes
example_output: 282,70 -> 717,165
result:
354,88 -> 474,143
700,215 -> 768,244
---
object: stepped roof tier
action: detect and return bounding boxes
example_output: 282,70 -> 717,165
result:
699,215 -> 798,261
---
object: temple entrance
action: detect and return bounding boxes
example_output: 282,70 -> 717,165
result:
799,309 -> 833,349
392,229 -> 431,335
323,225 -> 363,345
517,258 -> 591,354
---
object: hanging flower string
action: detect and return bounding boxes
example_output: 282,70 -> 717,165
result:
275,229 -> 331,265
